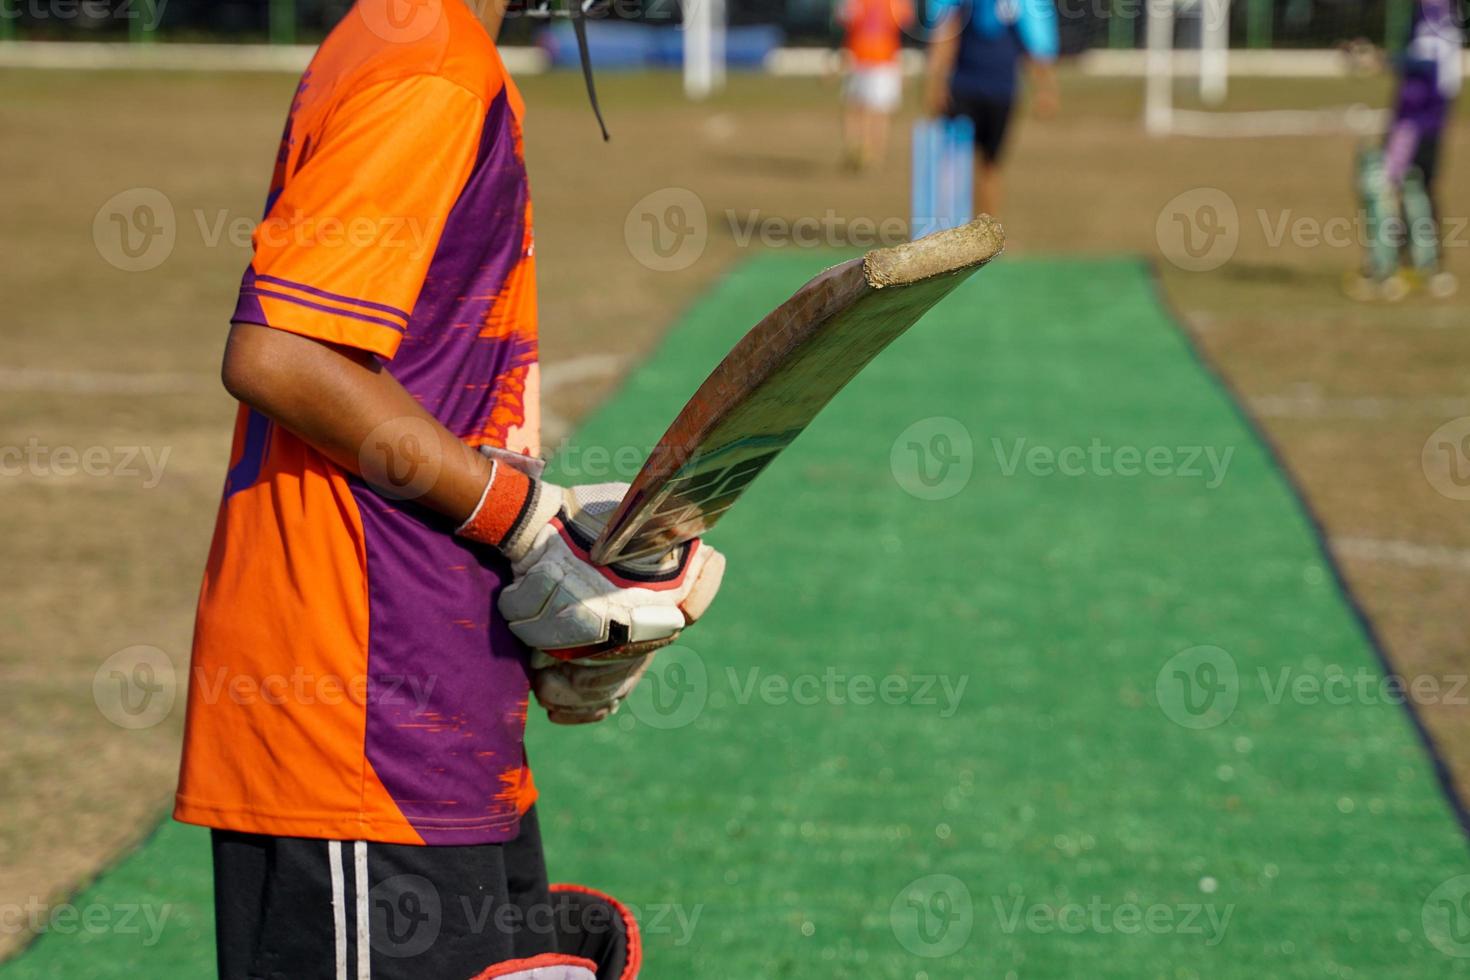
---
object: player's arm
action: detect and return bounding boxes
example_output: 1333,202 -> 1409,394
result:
230,73 -> 725,721
221,323 -> 493,525
1382,116 -> 1424,187
924,9 -> 962,116
222,320 -> 724,728
223,75 -> 542,541
1027,60 -> 1060,118
1019,0 -> 1060,117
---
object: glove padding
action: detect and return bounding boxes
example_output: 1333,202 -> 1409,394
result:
529,650 -> 658,725
497,482 -> 725,724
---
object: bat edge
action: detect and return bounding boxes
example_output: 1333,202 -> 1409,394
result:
864,216 -> 1006,289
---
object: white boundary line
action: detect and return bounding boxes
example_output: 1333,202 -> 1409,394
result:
0,357 -> 622,395
1248,392 -> 1470,420
1165,105 -> 1388,138
0,367 -> 213,395
1333,536 -> 1470,573
540,354 -> 625,392
6,41 -> 1460,82
540,353 -> 626,443
0,40 -> 548,74
1083,48 -> 1470,79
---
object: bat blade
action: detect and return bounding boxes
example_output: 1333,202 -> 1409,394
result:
591,217 -> 1005,565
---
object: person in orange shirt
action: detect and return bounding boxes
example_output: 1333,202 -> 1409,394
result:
175,1 -> 723,977
838,0 -> 915,170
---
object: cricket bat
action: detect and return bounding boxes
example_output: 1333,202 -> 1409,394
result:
590,217 -> 1004,565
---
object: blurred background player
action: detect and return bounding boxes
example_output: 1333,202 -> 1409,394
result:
838,0 -> 914,171
923,0 -> 1059,217
1351,0 -> 1462,300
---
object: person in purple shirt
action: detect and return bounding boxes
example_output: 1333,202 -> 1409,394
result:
1354,0 -> 1462,299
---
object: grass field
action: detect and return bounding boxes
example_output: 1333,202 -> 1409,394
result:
7,255 -> 1469,977
2,61 -> 1469,971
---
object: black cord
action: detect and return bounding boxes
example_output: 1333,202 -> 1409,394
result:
571,1 -> 611,141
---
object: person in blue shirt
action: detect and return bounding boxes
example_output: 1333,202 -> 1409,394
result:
924,0 -> 1060,217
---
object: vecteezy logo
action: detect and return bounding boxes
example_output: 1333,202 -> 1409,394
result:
358,418 -> 443,501
1156,188 -> 1240,273
626,644 -> 708,730
93,645 -> 177,730
890,874 -> 973,958
1156,645 -> 1240,730
1424,875 -> 1470,958
371,874 -> 442,959
357,0 -> 443,43
1422,418 -> 1470,501
890,417 -> 974,501
624,188 -> 709,273
93,188 -> 176,273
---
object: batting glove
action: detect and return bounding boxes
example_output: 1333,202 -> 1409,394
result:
457,461 -> 725,723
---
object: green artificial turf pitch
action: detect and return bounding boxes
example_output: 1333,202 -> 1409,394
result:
6,256 -> 1468,978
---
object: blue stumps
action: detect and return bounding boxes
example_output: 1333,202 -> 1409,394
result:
911,116 -> 976,240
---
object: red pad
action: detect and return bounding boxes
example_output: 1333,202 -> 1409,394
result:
467,953 -> 598,979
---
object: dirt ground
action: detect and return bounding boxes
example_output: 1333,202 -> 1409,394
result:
1,64 -> 1467,958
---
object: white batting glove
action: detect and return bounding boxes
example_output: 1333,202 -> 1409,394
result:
526,652 -> 658,726
456,453 -> 726,723
462,471 -> 721,725
498,482 -> 725,661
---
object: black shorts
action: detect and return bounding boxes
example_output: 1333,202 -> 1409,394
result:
212,808 -> 637,980
948,95 -> 1015,164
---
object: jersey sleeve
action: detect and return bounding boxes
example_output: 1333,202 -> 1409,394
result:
232,75 -> 486,359
926,0 -> 967,37
1017,0 -> 1059,61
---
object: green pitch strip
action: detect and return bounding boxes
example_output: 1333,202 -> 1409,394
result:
6,256 -> 1469,978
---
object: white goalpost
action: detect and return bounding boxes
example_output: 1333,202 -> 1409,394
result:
683,0 -> 727,100
1143,0 -> 1388,139
1199,0 -> 1229,106
1144,0 -> 1176,134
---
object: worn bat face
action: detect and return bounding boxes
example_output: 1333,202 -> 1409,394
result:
591,218 -> 1005,565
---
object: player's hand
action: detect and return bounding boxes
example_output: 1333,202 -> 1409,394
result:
498,481 -> 726,661
1032,85 -> 1060,120
1029,61 -> 1061,120
497,481 -> 724,725
527,649 -> 656,725
924,83 -> 951,118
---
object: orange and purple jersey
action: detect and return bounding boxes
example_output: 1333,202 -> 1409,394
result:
176,0 -> 542,846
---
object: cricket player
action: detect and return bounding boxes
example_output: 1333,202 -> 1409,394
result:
174,1 -> 724,977
923,0 -> 1059,217
1352,0 -> 1462,299
838,0 -> 915,171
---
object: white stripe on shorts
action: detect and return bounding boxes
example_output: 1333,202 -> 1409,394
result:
328,841 -> 348,980
355,840 -> 371,980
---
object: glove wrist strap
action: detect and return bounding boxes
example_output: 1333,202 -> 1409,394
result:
456,462 -> 547,560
